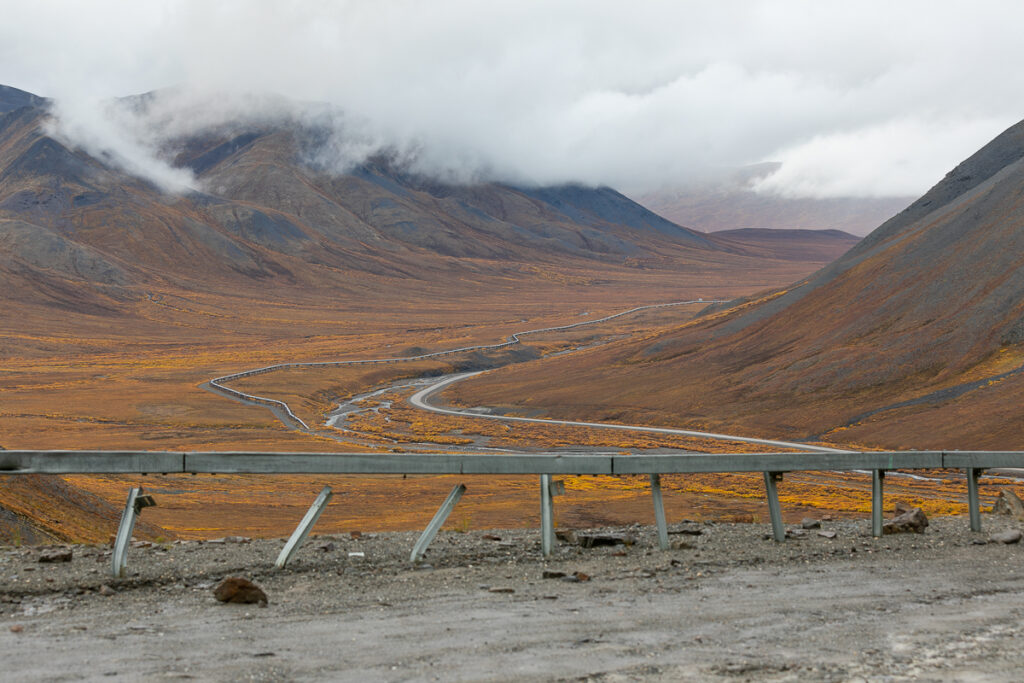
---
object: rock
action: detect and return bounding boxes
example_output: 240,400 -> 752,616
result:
669,528 -> 704,536
883,506 -> 929,534
990,529 -> 1023,544
786,528 -> 807,538
801,518 -> 822,529
573,571 -> 591,582
38,549 -> 72,563
542,570 -> 566,579
205,538 -> 226,545
555,530 -> 577,544
487,587 -> 515,594
225,536 -> 252,544
99,585 -> 115,596
316,542 -> 336,552
10,624 -> 23,633
817,530 -> 837,539
577,533 -> 635,548
481,534 -> 502,541
213,577 -> 268,606
349,531 -> 362,540
991,490 -> 1024,520
670,540 -> 695,550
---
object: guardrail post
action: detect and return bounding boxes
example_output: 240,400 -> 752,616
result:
967,467 -> 984,532
410,484 -> 466,563
275,486 -> 333,569
112,487 -> 156,578
872,470 -> 886,537
540,474 -> 554,557
763,472 -> 785,542
650,474 -> 669,550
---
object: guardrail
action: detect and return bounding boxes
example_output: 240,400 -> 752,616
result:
3,450 -> 1019,577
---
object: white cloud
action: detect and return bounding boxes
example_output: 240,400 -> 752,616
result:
2,0 -> 1024,197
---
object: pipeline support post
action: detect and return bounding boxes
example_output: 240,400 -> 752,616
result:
872,469 -> 886,537
763,471 -> 785,542
540,474 -> 554,557
410,484 -> 466,563
650,474 -> 669,550
111,487 -> 156,578
275,486 -> 333,569
967,467 -> 984,532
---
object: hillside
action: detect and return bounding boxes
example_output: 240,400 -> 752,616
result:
449,119 -> 1024,450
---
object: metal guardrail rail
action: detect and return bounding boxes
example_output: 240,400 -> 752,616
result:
3,449 -> 1020,577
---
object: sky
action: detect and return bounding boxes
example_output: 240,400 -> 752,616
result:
2,0 -> 1024,198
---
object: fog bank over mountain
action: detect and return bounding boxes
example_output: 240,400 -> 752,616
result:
3,1 -> 1024,200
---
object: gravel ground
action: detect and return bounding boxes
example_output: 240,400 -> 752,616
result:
3,515 -> 1024,681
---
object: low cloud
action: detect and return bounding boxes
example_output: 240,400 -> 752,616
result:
4,1 -> 1024,197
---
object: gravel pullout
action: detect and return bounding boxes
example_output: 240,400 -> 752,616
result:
2,515 -> 1024,681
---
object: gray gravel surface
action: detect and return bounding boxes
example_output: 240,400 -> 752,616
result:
3,515 -> 1024,681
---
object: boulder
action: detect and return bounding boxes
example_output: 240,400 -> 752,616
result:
213,577 -> 268,606
991,490 -> 1024,520
883,505 -> 929,534
990,529 -> 1023,544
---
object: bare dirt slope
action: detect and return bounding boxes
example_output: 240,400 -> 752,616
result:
452,118 -> 1024,451
3,515 -> 1024,681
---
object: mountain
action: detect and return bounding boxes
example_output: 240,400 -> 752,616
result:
633,164 -> 913,236
0,89 -> 739,319
708,228 -> 859,262
450,120 -> 1024,449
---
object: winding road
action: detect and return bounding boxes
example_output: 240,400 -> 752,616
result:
206,298 -> 846,454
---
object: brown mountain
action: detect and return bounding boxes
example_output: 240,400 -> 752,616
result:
450,120 -> 1024,450
633,164 -> 913,237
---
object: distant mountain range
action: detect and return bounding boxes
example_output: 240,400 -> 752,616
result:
452,120 -> 1024,449
633,163 -> 913,237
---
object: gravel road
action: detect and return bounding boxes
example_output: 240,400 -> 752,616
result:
3,515 -> 1024,681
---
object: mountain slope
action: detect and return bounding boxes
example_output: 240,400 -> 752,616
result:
450,119 -> 1024,449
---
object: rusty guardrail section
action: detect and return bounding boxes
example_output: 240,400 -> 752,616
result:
1,450 -> 1019,576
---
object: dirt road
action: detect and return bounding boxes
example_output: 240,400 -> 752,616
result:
3,516 -> 1024,681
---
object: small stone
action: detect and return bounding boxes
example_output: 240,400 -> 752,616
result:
481,534 -> 502,541
555,530 -> 577,544
99,585 -> 116,596
316,542 -> 336,552
670,540 -> 695,550
990,529 -> 1023,544
786,528 -> 808,538
206,538 -> 226,545
225,536 -> 251,544
577,533 -> 635,548
542,570 -> 566,579
349,531 -> 362,540
213,577 -> 268,606
487,587 -> 515,594
38,549 -> 72,563
10,624 -> 23,633
801,518 -> 822,530
817,530 -> 837,539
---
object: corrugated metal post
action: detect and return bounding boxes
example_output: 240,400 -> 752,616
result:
872,470 -> 886,537
276,486 -> 333,569
540,474 -> 554,557
967,467 -> 984,532
410,484 -> 466,563
111,487 -> 156,578
112,488 -> 141,578
763,472 -> 785,542
650,474 -> 669,550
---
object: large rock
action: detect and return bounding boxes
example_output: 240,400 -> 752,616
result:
213,577 -> 268,606
883,504 -> 929,534
990,529 -> 1023,544
991,490 -> 1024,520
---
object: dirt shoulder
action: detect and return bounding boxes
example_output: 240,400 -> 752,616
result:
3,515 -> 1024,681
